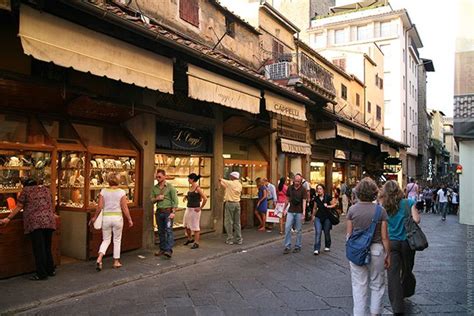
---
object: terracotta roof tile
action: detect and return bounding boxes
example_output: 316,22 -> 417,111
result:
86,0 -> 310,103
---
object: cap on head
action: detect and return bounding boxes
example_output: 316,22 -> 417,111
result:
230,171 -> 240,179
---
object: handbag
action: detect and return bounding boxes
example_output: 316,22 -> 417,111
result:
93,211 -> 103,230
404,200 -> 428,251
327,208 -> 340,225
346,205 -> 382,266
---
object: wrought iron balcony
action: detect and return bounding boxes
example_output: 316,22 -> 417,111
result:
263,53 -> 336,102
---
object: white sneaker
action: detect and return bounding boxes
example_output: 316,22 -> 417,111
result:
313,250 -> 319,255
324,247 -> 330,252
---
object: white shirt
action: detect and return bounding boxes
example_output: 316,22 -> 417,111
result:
101,188 -> 126,214
437,189 -> 448,203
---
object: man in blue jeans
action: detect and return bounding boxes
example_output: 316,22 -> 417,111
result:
283,174 -> 307,254
151,169 -> 178,258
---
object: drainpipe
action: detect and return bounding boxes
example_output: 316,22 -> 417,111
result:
405,24 -> 414,179
363,57 -> 367,126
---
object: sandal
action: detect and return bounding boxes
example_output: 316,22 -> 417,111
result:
96,262 -> 102,272
113,261 -> 122,269
184,239 -> 194,245
191,243 -> 199,249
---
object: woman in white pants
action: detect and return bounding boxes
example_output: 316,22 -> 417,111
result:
346,178 -> 391,316
90,172 -> 133,271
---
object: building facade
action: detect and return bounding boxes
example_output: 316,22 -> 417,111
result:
416,58 -> 434,183
306,3 -> 423,183
454,0 -> 474,225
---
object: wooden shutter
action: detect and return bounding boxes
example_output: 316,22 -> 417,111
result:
180,0 -> 199,27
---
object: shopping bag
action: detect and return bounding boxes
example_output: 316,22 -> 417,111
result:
274,202 -> 286,218
266,209 -> 280,223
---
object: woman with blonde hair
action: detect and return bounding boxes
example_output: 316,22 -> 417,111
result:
90,172 -> 133,271
346,177 -> 390,316
379,180 -> 420,314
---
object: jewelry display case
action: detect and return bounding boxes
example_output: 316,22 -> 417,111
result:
88,155 -> 136,208
223,159 -> 268,228
0,151 -> 52,213
0,113 -> 59,279
57,152 -> 85,209
223,159 -> 268,199
154,154 -> 211,228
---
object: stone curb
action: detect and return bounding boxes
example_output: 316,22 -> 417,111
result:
3,227 -> 314,315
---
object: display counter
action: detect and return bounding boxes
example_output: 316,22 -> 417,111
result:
0,212 -> 60,279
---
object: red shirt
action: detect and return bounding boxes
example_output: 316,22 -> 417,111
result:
17,185 -> 56,234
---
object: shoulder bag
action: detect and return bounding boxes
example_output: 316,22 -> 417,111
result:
93,211 -> 103,230
404,200 -> 428,251
346,205 -> 382,266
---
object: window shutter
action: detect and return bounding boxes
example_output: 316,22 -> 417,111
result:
180,0 -> 199,27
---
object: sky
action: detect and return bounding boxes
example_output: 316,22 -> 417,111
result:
389,0 -> 457,116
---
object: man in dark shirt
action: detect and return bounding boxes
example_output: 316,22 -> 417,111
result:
283,174 -> 307,254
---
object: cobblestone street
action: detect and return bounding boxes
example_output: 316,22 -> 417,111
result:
13,214 -> 471,315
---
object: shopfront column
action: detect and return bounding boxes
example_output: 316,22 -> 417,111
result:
125,113 -> 156,249
213,107 -> 225,234
270,117 -> 278,184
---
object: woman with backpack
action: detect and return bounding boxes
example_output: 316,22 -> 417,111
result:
346,177 -> 390,316
379,180 -> 420,315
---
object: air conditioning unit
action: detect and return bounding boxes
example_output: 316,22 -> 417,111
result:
265,62 -> 291,80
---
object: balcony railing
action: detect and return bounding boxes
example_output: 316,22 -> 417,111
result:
264,53 -> 336,97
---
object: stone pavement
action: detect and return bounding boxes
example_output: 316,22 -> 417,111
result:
1,214 -> 472,315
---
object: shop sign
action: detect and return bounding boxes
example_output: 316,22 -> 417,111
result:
385,164 -> 402,174
171,128 -> 203,150
156,122 -> 212,153
278,128 -> 306,142
265,90 -> 306,121
334,149 -> 348,160
427,158 -> 433,181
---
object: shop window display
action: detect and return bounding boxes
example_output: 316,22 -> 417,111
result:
0,150 -> 52,214
310,161 -> 326,187
88,155 -> 136,207
58,151 -> 85,208
223,159 -> 268,199
154,154 -> 211,228
348,164 -> 360,185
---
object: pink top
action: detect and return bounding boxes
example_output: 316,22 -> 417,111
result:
17,185 -> 56,234
276,184 -> 288,203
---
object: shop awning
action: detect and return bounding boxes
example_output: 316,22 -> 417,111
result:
336,123 -> 354,139
380,143 -> 398,157
264,91 -> 306,121
280,138 -> 311,155
354,129 -> 372,144
19,6 -> 174,94
187,64 -> 261,114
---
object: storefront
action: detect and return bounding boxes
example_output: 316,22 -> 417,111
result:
0,114 -> 60,278
0,110 -> 144,277
0,5 -> 178,276
155,121 -> 213,231
264,90 -> 310,180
